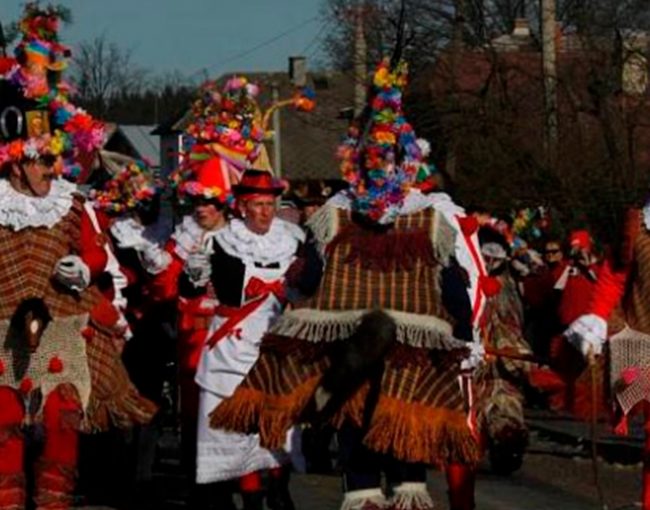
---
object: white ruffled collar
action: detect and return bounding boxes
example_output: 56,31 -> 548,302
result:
215,218 -> 305,266
172,215 -> 222,260
110,215 -> 170,249
0,178 -> 76,231
328,189 -> 455,218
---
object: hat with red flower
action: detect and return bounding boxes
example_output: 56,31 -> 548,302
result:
0,3 -> 105,180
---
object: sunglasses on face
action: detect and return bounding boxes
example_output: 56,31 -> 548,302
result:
545,249 -> 561,255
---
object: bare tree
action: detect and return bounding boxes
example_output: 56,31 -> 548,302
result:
71,34 -> 149,117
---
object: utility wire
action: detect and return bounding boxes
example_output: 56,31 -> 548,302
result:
190,15 -> 319,80
302,18 -> 331,57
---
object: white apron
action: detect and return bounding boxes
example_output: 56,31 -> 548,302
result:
194,219 -> 305,484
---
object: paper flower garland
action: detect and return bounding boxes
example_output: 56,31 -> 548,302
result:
0,3 -> 105,178
337,58 -> 436,223
91,160 -> 160,215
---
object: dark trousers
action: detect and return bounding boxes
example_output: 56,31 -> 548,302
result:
338,422 -> 426,492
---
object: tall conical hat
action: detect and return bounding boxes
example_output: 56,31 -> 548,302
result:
0,3 -> 105,180
337,58 -> 437,224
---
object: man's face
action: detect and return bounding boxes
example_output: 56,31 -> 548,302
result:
239,195 -> 276,234
194,201 -> 224,231
544,242 -> 563,265
10,158 -> 55,197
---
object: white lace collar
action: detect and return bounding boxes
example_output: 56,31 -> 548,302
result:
110,215 -> 170,249
172,215 -> 222,260
215,218 -> 305,266
327,189 -> 455,218
0,178 -> 76,231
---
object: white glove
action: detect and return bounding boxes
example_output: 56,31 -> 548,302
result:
564,313 -> 607,357
460,341 -> 485,371
53,255 -> 91,291
139,244 -> 172,275
184,251 -> 212,287
110,217 -> 148,251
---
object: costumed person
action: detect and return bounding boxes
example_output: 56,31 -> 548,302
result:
474,226 -> 530,475
0,5 -> 156,509
89,159 -> 174,491
210,58 -> 494,510
562,203 -> 650,509
156,76 -> 317,508
528,229 -> 608,417
152,76 -> 271,507
185,168 -> 321,510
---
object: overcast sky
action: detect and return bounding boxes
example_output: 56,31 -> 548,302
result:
3,0 -> 326,77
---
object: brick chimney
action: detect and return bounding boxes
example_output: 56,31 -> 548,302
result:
289,56 -> 307,87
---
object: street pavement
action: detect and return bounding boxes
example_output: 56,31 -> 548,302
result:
75,454 -> 641,510
72,413 -> 642,510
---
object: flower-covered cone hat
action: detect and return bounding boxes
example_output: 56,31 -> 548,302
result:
172,75 -> 316,206
337,58 -> 437,224
0,3 -> 105,180
172,76 -> 266,206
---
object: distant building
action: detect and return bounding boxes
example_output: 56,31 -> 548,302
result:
104,124 -> 161,171
412,18 -> 650,184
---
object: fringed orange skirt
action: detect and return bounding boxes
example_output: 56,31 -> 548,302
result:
210,335 -> 480,467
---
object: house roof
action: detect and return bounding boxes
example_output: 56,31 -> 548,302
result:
154,70 -> 355,180
115,125 -> 161,168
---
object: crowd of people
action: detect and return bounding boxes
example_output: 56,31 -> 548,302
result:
1,4 -> 649,510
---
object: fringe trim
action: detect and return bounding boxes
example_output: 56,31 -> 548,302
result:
327,227 -> 436,272
362,396 -> 481,467
82,386 -> 157,432
34,460 -> 76,509
341,488 -> 388,510
332,382 -> 370,429
270,309 -> 463,350
306,203 -> 340,256
210,376 -> 322,450
389,483 -> 435,510
0,473 -> 25,510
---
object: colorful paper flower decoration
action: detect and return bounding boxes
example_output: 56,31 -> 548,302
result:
0,3 -> 105,178
337,58 -> 437,223
91,160 -> 160,215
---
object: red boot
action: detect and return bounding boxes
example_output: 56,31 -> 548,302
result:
445,463 -> 475,510
0,387 -> 25,510
34,385 -> 81,510
240,471 -> 264,510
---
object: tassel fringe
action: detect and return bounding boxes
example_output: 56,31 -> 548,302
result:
210,376 -> 322,449
362,396 -> 480,466
0,473 -> 25,510
271,309 -> 462,350
340,488 -> 387,510
389,483 -> 436,510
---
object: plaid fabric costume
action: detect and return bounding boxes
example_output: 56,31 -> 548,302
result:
211,201 -> 481,466
0,194 -> 156,431
474,274 -> 529,443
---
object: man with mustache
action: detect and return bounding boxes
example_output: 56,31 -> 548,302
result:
0,6 -> 155,509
